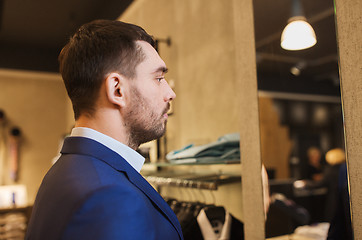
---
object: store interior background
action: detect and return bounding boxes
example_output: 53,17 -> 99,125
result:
0,0 -> 348,237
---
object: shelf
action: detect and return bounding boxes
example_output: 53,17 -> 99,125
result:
145,158 -> 240,167
143,172 -> 241,190
0,206 -> 31,214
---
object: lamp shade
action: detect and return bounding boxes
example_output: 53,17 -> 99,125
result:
281,17 -> 317,50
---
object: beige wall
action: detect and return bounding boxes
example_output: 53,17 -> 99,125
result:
259,97 -> 292,179
0,69 -> 69,203
121,0 -> 241,152
120,0 -> 264,236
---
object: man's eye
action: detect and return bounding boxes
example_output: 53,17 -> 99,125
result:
156,77 -> 164,82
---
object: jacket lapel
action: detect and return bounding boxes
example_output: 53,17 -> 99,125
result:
61,137 -> 183,239
126,166 -> 183,239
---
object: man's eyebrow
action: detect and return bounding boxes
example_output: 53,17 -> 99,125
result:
153,66 -> 168,74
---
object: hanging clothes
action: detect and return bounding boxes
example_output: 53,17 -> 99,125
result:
197,208 -> 232,240
168,200 -> 244,240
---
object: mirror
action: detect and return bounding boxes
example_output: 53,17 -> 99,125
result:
252,0 -> 350,238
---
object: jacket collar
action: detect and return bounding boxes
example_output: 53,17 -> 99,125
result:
61,136 -> 183,239
70,127 -> 145,172
61,136 -> 133,173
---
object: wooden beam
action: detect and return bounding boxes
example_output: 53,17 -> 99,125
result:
334,0 -> 362,238
233,0 -> 265,239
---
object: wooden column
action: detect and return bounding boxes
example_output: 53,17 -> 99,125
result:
233,0 -> 265,239
335,0 -> 362,239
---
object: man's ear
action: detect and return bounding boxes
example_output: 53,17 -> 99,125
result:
105,72 -> 127,108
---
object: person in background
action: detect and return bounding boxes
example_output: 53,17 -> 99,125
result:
305,146 -> 324,181
302,148 -> 346,222
25,20 -> 182,240
327,150 -> 353,240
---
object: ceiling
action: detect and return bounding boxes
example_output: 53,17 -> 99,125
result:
0,0 -> 133,72
253,0 -> 340,96
0,0 -> 340,96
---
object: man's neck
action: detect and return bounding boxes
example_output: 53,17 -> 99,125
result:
75,113 -> 138,150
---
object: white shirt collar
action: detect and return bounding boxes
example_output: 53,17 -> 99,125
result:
70,127 -> 145,172
196,208 -> 232,240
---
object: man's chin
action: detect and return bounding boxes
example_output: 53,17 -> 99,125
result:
139,127 -> 166,145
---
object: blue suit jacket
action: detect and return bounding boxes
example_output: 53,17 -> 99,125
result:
26,136 -> 183,240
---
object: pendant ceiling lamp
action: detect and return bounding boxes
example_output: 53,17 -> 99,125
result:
281,0 -> 317,51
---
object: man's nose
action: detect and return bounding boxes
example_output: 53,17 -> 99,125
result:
165,83 -> 176,102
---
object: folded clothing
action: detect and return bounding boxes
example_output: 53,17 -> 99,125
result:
166,133 -> 240,164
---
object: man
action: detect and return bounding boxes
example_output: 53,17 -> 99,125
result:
305,147 -> 324,181
26,19 -> 182,240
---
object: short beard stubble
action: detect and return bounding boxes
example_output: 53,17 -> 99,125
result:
124,85 -> 169,149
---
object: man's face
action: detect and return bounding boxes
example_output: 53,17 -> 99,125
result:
124,41 -> 176,145
308,149 -> 321,166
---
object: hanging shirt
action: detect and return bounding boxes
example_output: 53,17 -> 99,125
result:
197,209 -> 232,240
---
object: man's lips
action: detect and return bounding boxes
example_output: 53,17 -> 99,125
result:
163,103 -> 171,116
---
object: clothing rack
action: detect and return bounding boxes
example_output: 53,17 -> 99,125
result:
144,173 -> 241,191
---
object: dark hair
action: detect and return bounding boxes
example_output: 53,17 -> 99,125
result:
59,19 -> 155,120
